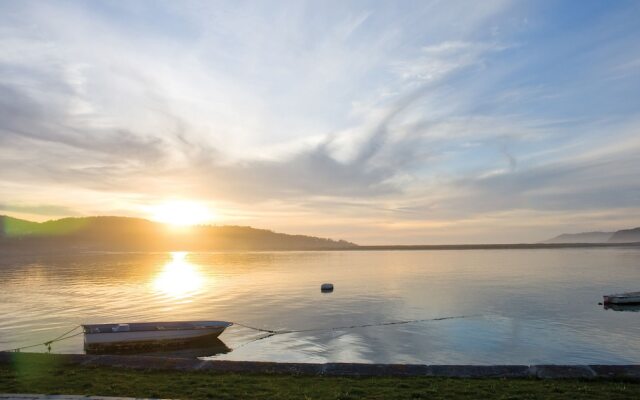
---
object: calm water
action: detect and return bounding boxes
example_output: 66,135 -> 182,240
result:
1,249 -> 639,364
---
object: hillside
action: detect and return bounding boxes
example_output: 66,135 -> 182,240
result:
0,215 -> 357,252
543,231 -> 614,244
543,227 -> 640,244
608,227 -> 640,243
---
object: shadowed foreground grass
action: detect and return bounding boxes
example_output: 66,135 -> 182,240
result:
1,356 -> 639,400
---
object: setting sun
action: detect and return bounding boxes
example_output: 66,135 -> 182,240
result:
150,200 -> 213,226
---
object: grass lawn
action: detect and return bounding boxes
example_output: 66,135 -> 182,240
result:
1,354 -> 639,400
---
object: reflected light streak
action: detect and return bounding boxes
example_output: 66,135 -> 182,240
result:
152,251 -> 205,299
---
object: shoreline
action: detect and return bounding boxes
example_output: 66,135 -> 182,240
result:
344,242 -> 640,251
3,353 -> 639,399
2,242 -> 640,255
2,353 -> 639,380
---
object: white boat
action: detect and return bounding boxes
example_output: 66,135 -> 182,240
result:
82,321 -> 232,352
603,292 -> 640,305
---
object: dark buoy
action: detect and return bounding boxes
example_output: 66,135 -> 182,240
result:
321,283 -> 334,292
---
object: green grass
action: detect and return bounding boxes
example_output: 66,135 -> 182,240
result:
1,355 -> 638,399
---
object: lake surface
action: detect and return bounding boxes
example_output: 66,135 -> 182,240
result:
1,248 -> 639,364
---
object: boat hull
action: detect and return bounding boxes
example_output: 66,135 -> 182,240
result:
83,321 -> 231,353
603,292 -> 640,305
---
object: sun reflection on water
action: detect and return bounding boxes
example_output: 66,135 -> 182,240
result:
153,252 -> 205,299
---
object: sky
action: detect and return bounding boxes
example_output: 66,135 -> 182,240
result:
1,0 -> 639,244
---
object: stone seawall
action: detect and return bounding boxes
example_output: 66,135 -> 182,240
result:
1,353 -> 639,380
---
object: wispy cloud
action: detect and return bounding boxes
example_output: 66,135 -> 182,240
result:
0,203 -> 79,217
0,0 -> 639,243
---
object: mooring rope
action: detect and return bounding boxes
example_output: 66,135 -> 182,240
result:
235,314 -> 477,335
231,314 -> 479,349
278,314 -> 478,334
231,322 -> 279,334
0,325 -> 83,353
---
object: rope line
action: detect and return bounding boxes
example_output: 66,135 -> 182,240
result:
232,322 -> 279,334
275,314 -> 478,334
231,314 -> 479,349
47,325 -> 83,343
235,314 -> 477,335
0,325 -> 83,353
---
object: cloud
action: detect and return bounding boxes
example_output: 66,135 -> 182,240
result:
0,203 -> 80,217
0,0 -> 639,243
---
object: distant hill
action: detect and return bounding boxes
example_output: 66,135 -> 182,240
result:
543,227 -> 640,244
0,215 -> 357,252
543,231 -> 614,244
608,227 -> 640,243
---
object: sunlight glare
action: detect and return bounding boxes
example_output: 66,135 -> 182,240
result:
151,200 -> 213,226
152,251 -> 205,299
